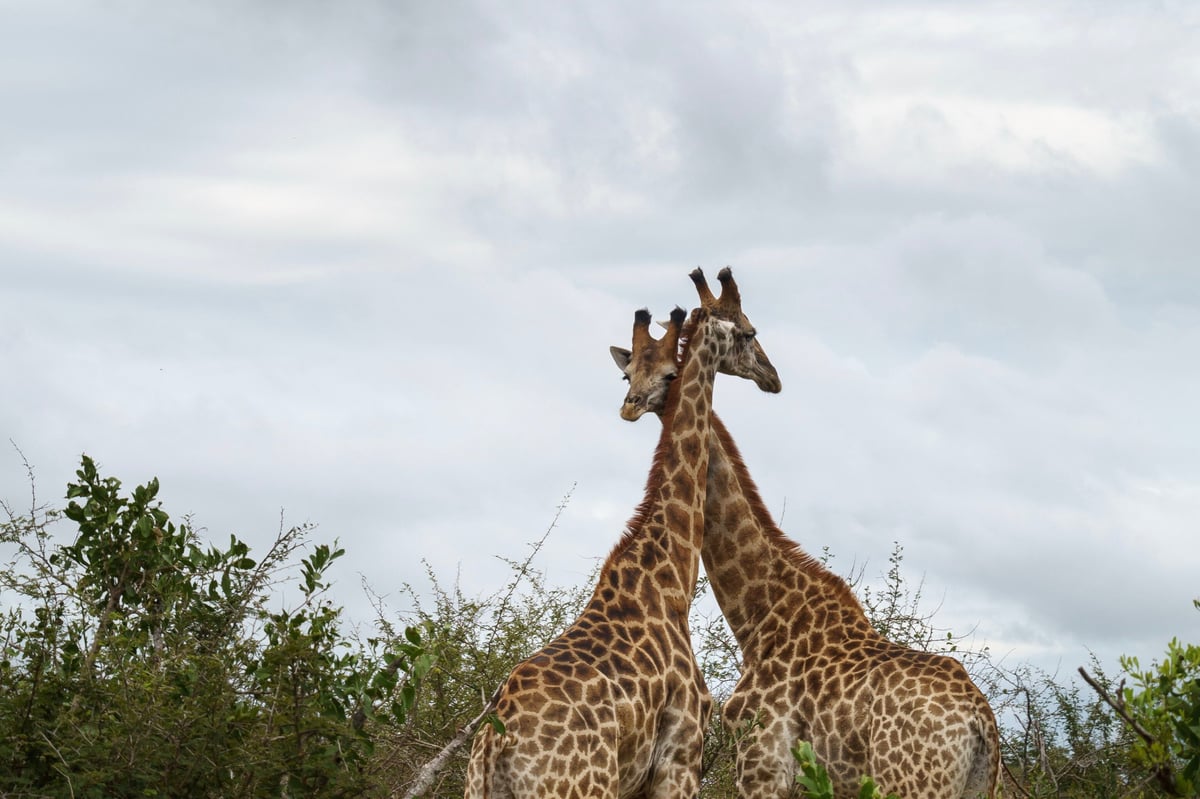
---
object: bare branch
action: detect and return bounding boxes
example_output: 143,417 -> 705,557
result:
1077,666 -> 1185,797
486,482 -> 574,661
1077,667 -> 1155,746
394,688 -> 499,799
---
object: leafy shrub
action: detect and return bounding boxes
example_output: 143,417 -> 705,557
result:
0,455 -> 428,798
791,739 -> 900,799
1119,621 -> 1200,796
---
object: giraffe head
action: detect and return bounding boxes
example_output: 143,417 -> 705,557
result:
610,267 -> 781,421
610,306 -> 687,421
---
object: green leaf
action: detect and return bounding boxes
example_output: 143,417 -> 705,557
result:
413,653 -> 434,680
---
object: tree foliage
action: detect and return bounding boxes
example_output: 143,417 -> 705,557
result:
1118,620 -> 1200,796
1068,600 -> 1200,798
368,487 -> 593,797
997,658 -> 1150,798
0,455 -> 429,798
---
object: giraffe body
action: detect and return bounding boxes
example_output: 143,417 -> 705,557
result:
706,427 -> 999,799
465,269 -> 778,799
611,304 -> 999,799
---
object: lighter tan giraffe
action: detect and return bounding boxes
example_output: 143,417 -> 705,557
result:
611,303 -> 1000,799
464,268 -> 781,799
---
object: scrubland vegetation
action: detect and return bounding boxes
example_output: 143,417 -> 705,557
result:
1,457 -> 1196,797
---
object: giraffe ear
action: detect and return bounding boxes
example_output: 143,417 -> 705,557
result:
610,346 -> 633,371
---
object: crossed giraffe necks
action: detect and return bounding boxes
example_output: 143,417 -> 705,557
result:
700,414 -> 874,664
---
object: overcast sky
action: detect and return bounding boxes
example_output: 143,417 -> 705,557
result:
3,1 -> 1198,681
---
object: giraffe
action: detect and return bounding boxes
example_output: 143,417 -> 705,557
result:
464,268 -> 781,799
610,304 -> 1000,799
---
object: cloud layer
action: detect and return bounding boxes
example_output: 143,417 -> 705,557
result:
3,0 -> 1199,676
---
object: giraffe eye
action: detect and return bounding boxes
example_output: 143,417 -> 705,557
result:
622,374 -> 630,382
665,372 -> 678,382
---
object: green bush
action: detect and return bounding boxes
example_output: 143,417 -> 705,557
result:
791,739 -> 900,799
0,455 -> 429,798
1110,602 -> 1200,797
369,488 -> 592,796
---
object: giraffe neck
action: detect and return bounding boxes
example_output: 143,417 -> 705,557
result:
701,414 -> 876,663
592,313 -> 721,620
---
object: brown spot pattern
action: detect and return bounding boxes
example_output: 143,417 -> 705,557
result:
464,307 -> 745,799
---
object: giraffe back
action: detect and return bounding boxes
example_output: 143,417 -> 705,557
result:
708,418 -> 1000,799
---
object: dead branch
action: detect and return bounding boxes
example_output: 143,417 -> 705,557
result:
394,689 -> 499,799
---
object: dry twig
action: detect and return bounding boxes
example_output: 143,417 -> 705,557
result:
394,689 -> 499,799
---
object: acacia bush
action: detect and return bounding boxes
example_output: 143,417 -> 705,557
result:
367,490 -> 594,796
1118,621 -> 1200,796
0,455 -> 428,799
1069,601 -> 1200,798
995,658 -> 1149,798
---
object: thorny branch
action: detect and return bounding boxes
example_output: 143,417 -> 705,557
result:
1077,666 -> 1185,797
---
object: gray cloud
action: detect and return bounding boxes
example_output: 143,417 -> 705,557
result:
3,0 -> 1198,679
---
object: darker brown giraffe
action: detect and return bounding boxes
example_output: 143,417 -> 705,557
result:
611,301 -> 1000,799
464,268 -> 780,799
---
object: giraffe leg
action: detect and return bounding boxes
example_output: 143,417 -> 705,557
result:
639,696 -> 708,799
735,715 -> 799,799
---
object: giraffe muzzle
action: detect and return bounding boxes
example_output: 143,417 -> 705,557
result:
620,400 -> 648,421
